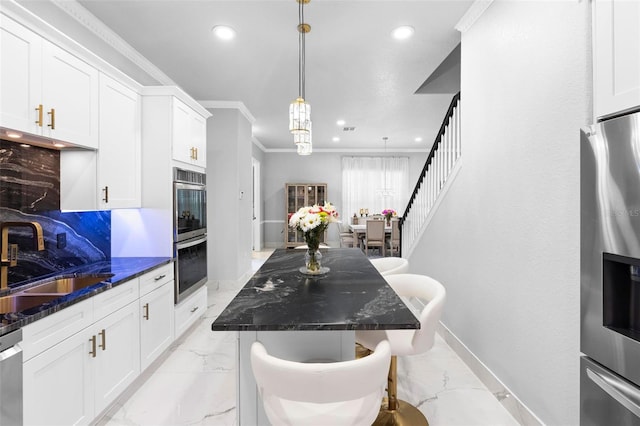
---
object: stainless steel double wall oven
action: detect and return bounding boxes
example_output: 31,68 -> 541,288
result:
174,168 -> 208,304
581,111 -> 640,425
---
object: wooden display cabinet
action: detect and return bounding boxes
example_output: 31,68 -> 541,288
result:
285,183 -> 327,248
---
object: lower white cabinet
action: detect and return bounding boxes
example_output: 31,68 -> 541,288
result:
93,301 -> 140,415
23,321 -> 94,426
140,280 -> 174,371
175,284 -> 208,338
23,299 -> 140,426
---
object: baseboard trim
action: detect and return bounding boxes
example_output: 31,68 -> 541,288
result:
437,322 -> 544,426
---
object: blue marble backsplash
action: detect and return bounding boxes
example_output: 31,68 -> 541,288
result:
1,140 -> 111,287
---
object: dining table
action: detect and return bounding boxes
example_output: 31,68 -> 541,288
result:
211,248 -> 419,425
349,222 -> 393,249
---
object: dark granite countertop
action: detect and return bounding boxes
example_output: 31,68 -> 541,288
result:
0,257 -> 173,337
211,248 -> 419,331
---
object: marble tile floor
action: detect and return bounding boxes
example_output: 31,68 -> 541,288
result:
97,250 -> 520,426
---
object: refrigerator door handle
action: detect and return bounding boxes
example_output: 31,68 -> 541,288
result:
587,368 -> 640,418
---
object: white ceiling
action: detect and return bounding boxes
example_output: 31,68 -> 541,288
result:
32,0 -> 472,151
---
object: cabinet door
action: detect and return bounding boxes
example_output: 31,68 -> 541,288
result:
41,40 -> 99,148
594,0 -> 640,118
172,98 -> 193,164
140,281 -> 174,371
93,301 -> 141,414
191,111 -> 207,168
23,329 -> 94,426
97,73 -> 141,209
0,15 -> 42,134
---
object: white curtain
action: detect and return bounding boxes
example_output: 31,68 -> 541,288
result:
341,156 -> 410,221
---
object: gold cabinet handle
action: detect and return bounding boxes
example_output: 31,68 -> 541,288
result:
98,329 -> 106,351
35,104 -> 43,127
194,147 -> 198,160
143,303 -> 149,320
102,186 -> 109,203
47,108 -> 55,129
89,335 -> 97,358
190,147 -> 195,160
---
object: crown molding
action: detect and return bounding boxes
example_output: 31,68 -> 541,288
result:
50,0 -> 176,85
252,137 -> 267,152
199,101 -> 256,124
455,0 -> 494,33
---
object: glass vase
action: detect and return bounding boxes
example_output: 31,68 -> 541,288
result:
305,249 -> 322,273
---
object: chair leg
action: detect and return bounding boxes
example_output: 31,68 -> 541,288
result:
373,355 -> 429,426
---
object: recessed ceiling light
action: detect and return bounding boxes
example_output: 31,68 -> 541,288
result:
332,137 -> 340,142
391,25 -> 414,40
53,142 -> 65,148
212,25 -> 236,40
415,137 -> 423,143
336,119 -> 345,126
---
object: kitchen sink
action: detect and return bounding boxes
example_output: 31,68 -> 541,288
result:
21,274 -> 114,295
0,294 -> 62,314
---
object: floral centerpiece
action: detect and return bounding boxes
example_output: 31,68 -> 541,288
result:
289,202 -> 340,273
382,208 -> 397,225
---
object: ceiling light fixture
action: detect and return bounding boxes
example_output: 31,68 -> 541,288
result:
212,25 -> 236,40
290,0 -> 312,155
332,137 -> 340,142
391,25 -> 414,40
415,137 -> 423,143
336,119 -> 345,126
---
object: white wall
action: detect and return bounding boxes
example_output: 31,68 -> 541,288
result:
207,109 -> 253,284
408,2 -> 590,424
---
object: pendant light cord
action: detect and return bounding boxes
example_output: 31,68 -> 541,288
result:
298,0 -> 306,100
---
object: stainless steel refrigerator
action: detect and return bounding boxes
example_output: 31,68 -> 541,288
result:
581,110 -> 640,425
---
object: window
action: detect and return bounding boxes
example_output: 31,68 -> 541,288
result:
341,156 -> 409,220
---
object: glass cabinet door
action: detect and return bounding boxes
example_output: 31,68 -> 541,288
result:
285,183 -> 327,247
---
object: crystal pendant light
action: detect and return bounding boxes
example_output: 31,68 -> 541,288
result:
289,0 -> 312,154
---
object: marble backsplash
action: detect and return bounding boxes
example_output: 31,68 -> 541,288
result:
0,139 -> 60,211
1,140 -> 110,287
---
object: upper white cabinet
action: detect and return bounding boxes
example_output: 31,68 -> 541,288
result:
97,73 -> 142,209
0,14 -> 99,148
593,0 -> 640,119
172,97 -> 207,168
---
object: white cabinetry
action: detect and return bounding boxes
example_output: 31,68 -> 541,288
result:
0,14 -> 99,148
97,73 -> 142,209
172,98 -> 207,168
60,73 -> 141,211
175,284 -> 208,338
22,279 -> 140,426
139,264 -> 174,371
593,0 -> 640,118
22,263 -> 176,425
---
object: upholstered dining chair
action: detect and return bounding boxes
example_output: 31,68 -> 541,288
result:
355,274 -> 446,425
250,340 -> 391,426
364,219 -> 385,257
387,219 -> 400,256
370,257 -> 409,276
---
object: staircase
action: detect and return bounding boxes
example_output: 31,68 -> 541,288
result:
400,92 -> 461,257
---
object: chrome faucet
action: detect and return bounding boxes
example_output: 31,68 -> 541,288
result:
0,221 -> 45,290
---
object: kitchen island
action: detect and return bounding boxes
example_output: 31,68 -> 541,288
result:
211,248 -> 419,425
